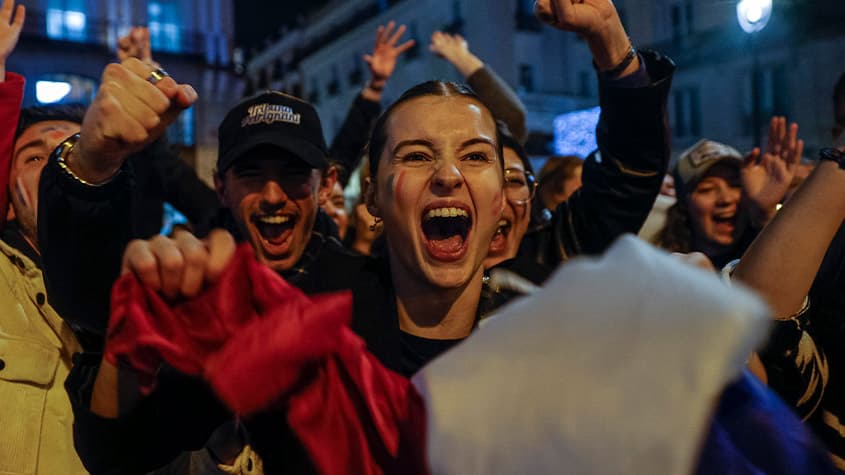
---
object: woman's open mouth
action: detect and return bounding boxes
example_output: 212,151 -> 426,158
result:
712,213 -> 736,235
421,205 -> 472,262
489,219 -> 512,253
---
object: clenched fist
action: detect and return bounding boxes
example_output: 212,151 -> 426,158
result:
69,58 -> 197,183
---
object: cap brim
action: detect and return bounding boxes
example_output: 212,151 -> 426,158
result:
219,131 -> 328,173
675,155 -> 743,198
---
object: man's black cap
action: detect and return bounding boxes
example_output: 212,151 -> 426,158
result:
217,91 -> 329,174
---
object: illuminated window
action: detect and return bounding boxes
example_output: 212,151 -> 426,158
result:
148,1 -> 182,53
672,88 -> 701,138
167,106 -> 195,147
46,8 -> 87,41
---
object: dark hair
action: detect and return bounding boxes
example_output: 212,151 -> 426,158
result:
367,80 -> 503,178
498,120 -> 533,175
656,200 -> 693,253
834,71 -> 845,107
16,104 -> 86,139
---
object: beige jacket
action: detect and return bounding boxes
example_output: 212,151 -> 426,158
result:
0,240 -> 87,474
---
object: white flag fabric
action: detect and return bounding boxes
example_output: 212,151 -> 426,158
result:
413,235 -> 771,475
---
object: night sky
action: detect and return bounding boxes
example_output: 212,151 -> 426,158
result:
234,0 -> 330,52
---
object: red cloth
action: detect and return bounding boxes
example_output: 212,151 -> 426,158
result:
106,244 -> 429,475
0,73 -> 25,232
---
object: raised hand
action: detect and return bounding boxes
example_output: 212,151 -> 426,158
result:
117,26 -> 159,68
121,228 -> 236,300
363,21 -> 415,89
741,116 -> 804,223
0,0 -> 24,80
71,59 -> 197,183
429,31 -> 483,78
534,0 -> 635,74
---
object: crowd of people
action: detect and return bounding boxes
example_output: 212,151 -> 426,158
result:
2,0 -> 845,473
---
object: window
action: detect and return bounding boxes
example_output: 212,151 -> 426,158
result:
273,59 -> 285,81
328,66 -> 341,96
309,79 -> 320,104
669,0 -> 694,43
348,55 -> 363,86
578,71 -> 594,98
46,0 -> 87,41
167,106 -> 195,146
519,64 -> 535,93
744,64 -> 789,135
672,88 -> 701,138
148,1 -> 182,53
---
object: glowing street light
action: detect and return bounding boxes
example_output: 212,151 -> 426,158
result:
737,0 -> 772,147
737,0 -> 772,34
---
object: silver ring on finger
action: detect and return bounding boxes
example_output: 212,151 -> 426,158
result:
147,68 -> 170,85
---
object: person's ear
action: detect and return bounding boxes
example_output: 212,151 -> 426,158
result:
319,166 -> 339,206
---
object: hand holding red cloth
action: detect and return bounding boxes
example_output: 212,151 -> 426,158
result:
105,243 -> 428,475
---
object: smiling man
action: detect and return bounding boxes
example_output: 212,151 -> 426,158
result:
215,92 -> 337,273
211,91 -> 400,369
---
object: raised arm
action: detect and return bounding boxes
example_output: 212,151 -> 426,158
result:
39,59 -> 197,336
329,21 -> 413,184
527,0 -> 673,265
734,156 -> 845,320
117,26 -> 159,68
430,31 -> 528,144
731,152 -> 845,420
0,0 -> 24,231
115,26 -> 219,236
0,0 -> 23,83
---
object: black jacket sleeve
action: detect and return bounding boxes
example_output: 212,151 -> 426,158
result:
150,140 -> 219,238
128,139 -> 219,239
328,93 -> 382,187
466,66 -> 528,144
38,152 -> 134,339
66,355 -> 229,475
519,50 -> 675,269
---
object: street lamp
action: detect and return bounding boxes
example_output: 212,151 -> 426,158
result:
737,0 -> 772,33
737,0 -> 772,147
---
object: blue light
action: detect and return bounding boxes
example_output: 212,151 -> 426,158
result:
553,106 -> 601,158
46,9 -> 86,40
160,202 -> 188,236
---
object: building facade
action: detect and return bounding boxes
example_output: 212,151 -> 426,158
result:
246,0 -> 595,157
8,0 -> 242,184
247,0 -> 845,161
